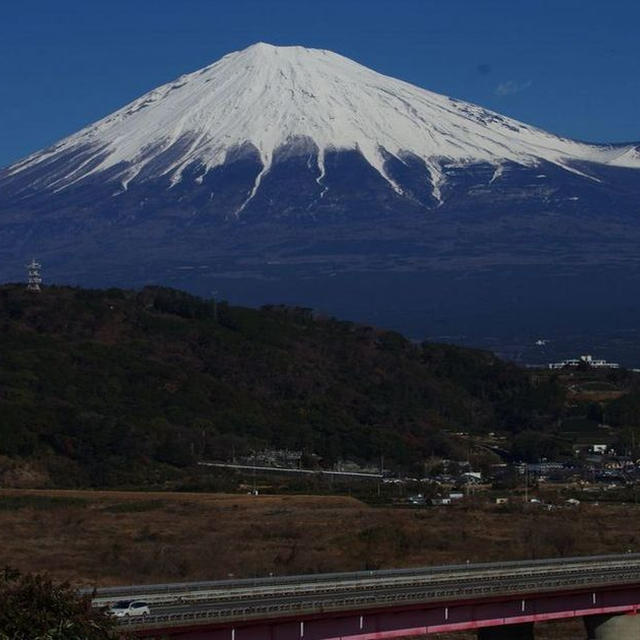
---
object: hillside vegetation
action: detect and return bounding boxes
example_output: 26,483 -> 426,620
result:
0,285 -> 565,487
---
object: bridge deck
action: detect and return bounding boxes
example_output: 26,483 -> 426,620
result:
93,554 -> 640,638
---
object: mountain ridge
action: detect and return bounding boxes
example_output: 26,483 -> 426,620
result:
0,284 -> 565,487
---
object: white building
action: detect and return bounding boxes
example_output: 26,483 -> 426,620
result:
548,354 -> 619,369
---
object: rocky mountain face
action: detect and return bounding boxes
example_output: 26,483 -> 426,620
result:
1,43 -> 640,341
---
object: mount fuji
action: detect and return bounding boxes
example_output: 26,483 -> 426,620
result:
2,43 -> 640,343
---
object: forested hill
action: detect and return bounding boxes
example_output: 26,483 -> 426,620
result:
0,285 -> 563,487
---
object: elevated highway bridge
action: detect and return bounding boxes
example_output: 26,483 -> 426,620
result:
92,554 -> 640,639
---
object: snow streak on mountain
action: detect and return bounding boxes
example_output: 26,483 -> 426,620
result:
7,42 -> 640,208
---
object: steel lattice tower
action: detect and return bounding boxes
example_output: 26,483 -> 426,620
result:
26,259 -> 42,292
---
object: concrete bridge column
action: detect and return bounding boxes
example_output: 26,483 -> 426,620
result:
584,613 -> 640,639
477,622 -> 534,640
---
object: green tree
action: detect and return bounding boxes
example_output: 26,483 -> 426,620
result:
0,567 -> 119,640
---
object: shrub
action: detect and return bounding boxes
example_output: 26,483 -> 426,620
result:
0,567 -> 120,639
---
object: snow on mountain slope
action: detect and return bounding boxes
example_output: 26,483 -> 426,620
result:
7,42 -> 640,206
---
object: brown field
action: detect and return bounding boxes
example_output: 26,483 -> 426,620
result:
2,489 -> 635,639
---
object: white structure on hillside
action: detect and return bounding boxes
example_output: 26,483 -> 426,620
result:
26,259 -> 42,292
548,354 -> 619,369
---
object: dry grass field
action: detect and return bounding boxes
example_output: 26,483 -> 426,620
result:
1,489 -> 635,639
2,489 -> 638,587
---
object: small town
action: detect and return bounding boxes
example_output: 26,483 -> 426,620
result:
214,442 -> 640,509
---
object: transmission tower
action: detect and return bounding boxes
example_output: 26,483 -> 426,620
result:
26,259 -> 42,292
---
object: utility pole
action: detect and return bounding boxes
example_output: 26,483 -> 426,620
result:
466,443 -> 471,499
211,290 -> 219,321
252,450 -> 257,495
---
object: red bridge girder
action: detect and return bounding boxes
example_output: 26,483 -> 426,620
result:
131,584 -> 640,639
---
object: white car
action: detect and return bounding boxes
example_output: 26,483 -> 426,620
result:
109,600 -> 151,618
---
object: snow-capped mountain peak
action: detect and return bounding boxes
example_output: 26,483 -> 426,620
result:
7,42 -> 640,207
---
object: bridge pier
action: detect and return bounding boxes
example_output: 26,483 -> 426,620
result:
477,622 -> 534,640
584,613 -> 640,639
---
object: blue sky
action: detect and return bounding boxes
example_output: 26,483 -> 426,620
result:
1,0 -> 638,168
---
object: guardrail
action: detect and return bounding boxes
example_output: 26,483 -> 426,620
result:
92,557 -> 640,608
89,552 -> 640,602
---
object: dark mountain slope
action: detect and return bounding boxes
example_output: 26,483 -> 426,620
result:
0,285 -> 563,487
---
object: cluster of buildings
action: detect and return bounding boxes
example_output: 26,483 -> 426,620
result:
400,446 -> 640,506
408,491 -> 466,506
239,449 -> 304,467
547,354 -> 619,369
228,446 -> 640,504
